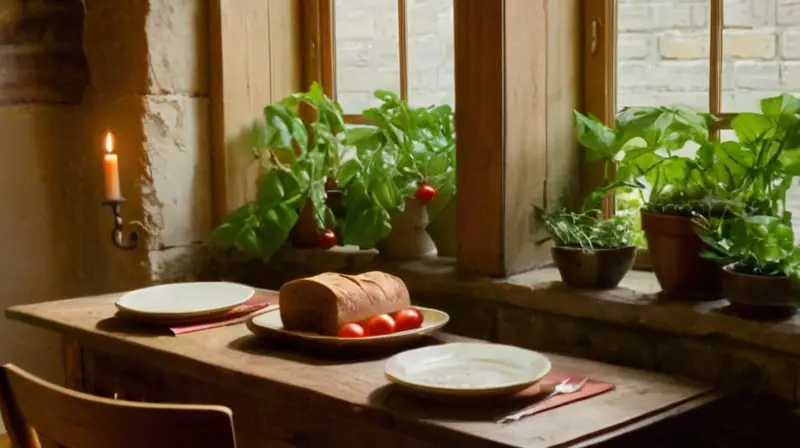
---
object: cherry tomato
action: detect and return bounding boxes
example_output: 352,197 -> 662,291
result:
338,323 -> 365,338
414,183 -> 436,203
393,308 -> 423,332
318,229 -> 337,249
366,314 -> 396,336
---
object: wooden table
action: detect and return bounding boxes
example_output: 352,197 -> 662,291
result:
7,294 -> 725,447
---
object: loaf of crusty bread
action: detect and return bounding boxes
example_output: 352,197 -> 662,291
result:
279,271 -> 411,335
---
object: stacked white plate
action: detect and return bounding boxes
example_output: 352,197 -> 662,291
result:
114,282 -> 256,323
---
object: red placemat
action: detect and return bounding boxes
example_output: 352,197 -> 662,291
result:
504,372 -> 614,413
115,292 -> 279,335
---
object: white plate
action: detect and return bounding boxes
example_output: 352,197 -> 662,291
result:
385,342 -> 551,398
115,282 -> 255,318
246,306 -> 449,349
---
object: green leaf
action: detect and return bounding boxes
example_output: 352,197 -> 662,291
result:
345,126 -> 380,144
374,90 -> 401,105
235,228 -> 260,254
573,111 -> 617,162
291,116 -> 308,152
426,151 -> 450,177
370,175 -> 400,211
256,170 -> 285,207
206,222 -> 241,248
341,203 -> 392,249
780,150 -> 800,175
336,158 -> 361,187
761,93 -> 800,122
732,112 -> 776,143
264,105 -> 295,149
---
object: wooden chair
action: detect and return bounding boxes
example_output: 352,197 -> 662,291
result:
0,364 -> 236,448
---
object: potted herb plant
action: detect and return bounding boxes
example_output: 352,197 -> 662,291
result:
696,215 -> 800,320
573,94 -> 800,300
206,83 -> 353,260
538,186 -> 637,289
346,91 -> 456,260
574,106 -> 730,299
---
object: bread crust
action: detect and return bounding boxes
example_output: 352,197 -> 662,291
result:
279,271 -> 411,335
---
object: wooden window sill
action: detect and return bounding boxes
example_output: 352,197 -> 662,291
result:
212,246 -> 800,403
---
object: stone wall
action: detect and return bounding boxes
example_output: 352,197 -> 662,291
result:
0,0 -> 90,433
0,2 -> 213,436
81,0 -> 212,287
0,0 -> 88,104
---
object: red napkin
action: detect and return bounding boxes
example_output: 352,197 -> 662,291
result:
116,292 -> 279,335
504,372 -> 614,412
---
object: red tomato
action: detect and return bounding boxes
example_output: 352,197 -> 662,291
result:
393,308 -> 423,332
414,183 -> 436,203
338,323 -> 365,338
366,314 -> 396,336
318,229 -> 337,249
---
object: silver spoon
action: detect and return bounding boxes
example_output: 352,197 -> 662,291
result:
497,377 -> 590,424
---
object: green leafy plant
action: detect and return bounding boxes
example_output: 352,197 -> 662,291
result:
537,189 -> 636,251
339,91 -> 456,247
575,94 -> 800,221
695,215 -> 800,281
539,210 -> 635,250
206,82 -> 349,260
207,87 -> 458,258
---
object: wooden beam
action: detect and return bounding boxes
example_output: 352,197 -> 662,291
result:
455,0 -> 579,276
580,0 -> 616,216
208,0 -> 303,222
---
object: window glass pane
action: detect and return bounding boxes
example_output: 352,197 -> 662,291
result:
617,0 -> 710,111
334,0 -> 400,114
721,0 -> 785,112
406,0 -> 454,107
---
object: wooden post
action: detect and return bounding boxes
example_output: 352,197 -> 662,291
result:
208,0 -> 303,222
454,0 -> 582,276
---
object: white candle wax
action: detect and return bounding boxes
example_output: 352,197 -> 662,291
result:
103,132 -> 121,200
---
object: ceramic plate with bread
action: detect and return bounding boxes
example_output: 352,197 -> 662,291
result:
247,271 -> 448,348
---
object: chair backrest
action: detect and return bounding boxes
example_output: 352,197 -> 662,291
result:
0,364 -> 236,448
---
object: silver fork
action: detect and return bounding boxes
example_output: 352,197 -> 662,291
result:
497,377 -> 590,424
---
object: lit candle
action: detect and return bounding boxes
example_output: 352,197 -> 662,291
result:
103,132 -> 121,200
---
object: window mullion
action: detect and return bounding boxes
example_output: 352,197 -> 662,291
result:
709,0 -> 723,138
398,0 -> 409,102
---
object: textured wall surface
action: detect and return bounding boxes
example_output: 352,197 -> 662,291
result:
0,0 -> 89,104
0,2 -> 213,436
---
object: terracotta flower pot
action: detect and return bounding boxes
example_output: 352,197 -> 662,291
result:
722,264 -> 796,320
288,189 -> 343,249
376,198 -> 437,260
551,246 -> 637,289
289,201 -> 320,249
426,198 -> 457,257
641,210 -> 722,301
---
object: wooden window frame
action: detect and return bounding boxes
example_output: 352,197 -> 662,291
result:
300,0 -> 584,277
305,0 -> 411,124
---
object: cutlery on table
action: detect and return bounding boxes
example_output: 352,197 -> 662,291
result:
497,377 -> 590,424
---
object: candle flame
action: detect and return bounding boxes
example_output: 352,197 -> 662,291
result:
104,132 -> 114,153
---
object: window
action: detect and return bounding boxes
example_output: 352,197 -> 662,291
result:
212,0 -> 586,276
314,0 -> 454,122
